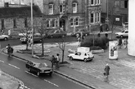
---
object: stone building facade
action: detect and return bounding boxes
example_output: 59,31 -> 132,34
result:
0,5 -> 42,34
101,0 -> 128,26
43,0 -> 101,33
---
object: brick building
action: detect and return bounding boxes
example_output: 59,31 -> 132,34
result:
0,4 -> 42,34
43,0 -> 101,33
101,0 -> 128,26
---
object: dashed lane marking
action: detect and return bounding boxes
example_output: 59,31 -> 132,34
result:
0,60 -> 4,63
44,79 -> 59,87
25,71 -> 38,77
8,63 -> 20,69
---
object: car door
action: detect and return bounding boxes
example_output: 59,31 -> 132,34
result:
73,52 -> 81,60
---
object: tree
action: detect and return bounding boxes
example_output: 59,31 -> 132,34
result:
108,0 -> 120,39
36,18 -> 47,56
19,27 -> 31,50
58,38 -> 66,63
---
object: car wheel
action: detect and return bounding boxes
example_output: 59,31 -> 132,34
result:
4,37 -> 8,41
49,72 -> 52,76
69,57 -> 73,60
84,58 -> 87,62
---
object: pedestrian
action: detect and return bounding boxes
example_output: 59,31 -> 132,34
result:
104,63 -> 110,82
6,44 -> 14,57
118,36 -> 122,49
56,53 -> 60,69
104,33 -> 110,49
51,55 -> 56,69
100,23 -> 103,32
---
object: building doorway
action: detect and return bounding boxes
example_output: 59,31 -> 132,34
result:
60,19 -> 66,31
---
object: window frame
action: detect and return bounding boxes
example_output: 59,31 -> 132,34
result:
48,4 -> 54,15
1,19 -> 4,30
59,4 -> 64,13
97,0 -> 100,5
11,0 -> 15,4
70,17 -> 80,27
21,0 -> 24,4
90,0 -> 95,6
13,18 -> 17,28
72,2 -> 78,13
74,17 -> 79,26
90,13 -> 94,23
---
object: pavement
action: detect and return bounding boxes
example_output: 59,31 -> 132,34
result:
0,70 -> 25,89
2,41 -> 135,89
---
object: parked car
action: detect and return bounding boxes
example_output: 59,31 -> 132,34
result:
115,30 -> 128,38
0,34 -> 9,40
47,30 -> 67,38
68,47 -> 94,62
26,61 -> 53,76
18,32 -> 41,38
71,30 -> 90,37
20,35 -> 42,43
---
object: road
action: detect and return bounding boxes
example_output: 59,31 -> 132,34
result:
0,37 -> 90,89
0,34 -> 117,89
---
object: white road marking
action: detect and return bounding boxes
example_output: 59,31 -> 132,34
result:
44,79 -> 59,87
25,71 -> 38,77
0,60 -> 4,63
8,63 -> 20,69
25,71 -> 59,87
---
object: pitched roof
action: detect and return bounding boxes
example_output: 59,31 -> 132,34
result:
0,5 -> 42,18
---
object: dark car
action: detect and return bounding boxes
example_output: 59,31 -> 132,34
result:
71,30 -> 90,37
47,30 -> 67,38
26,61 -> 53,76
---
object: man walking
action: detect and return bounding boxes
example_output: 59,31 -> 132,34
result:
104,63 -> 110,82
6,44 -> 14,57
51,55 -> 56,70
118,36 -> 122,49
56,54 -> 60,69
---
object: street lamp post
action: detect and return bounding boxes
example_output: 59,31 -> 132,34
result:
31,0 -> 34,56
106,0 -> 109,22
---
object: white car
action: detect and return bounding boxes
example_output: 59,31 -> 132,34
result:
0,34 -> 9,40
115,30 -> 128,38
68,52 -> 94,62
